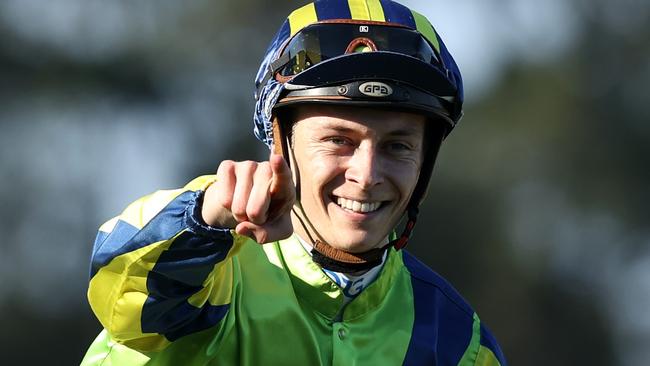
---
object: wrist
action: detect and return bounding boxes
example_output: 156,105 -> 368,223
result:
201,182 -> 238,229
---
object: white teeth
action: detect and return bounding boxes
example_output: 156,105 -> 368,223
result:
335,197 -> 381,213
352,201 -> 361,212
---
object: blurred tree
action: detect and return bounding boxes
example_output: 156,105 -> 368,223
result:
0,0 -> 648,365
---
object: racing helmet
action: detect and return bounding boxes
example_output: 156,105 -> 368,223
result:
252,0 -> 464,272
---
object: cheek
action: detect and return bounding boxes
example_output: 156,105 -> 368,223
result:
300,155 -> 345,196
391,162 -> 421,196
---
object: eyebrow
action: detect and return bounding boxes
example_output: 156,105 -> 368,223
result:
385,128 -> 422,137
321,125 -> 356,134
320,125 -> 422,137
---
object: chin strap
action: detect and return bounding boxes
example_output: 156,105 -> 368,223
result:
311,242 -> 386,273
393,207 -> 419,250
294,206 -> 420,273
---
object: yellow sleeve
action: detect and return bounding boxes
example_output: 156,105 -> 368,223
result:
87,175 -> 242,352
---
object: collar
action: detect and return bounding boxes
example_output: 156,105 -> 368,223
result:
272,234 -> 402,321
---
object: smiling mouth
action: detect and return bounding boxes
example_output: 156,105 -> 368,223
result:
334,196 -> 384,214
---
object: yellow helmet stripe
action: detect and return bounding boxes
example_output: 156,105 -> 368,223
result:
288,2 -> 318,36
411,10 -> 440,53
348,0 -> 386,21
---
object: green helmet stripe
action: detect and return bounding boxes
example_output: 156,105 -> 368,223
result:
411,10 -> 440,53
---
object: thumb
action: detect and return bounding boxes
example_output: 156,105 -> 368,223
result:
235,222 -> 274,244
235,215 -> 293,244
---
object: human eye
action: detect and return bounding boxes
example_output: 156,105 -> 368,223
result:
326,136 -> 351,146
388,141 -> 411,151
385,140 -> 415,154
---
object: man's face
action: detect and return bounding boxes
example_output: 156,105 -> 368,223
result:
289,105 -> 426,253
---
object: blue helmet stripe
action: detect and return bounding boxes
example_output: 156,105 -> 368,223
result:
380,0 -> 415,28
437,36 -> 464,103
314,0 -> 352,21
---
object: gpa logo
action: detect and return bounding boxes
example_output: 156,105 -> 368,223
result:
359,82 -> 393,97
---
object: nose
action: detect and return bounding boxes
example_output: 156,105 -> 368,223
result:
344,144 -> 384,189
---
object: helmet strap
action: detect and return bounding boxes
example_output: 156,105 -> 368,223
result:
272,115 -> 291,163
392,207 -> 418,250
291,205 -> 388,273
304,206 -> 420,273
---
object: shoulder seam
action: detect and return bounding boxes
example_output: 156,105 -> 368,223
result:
409,274 -> 475,319
402,252 -> 476,318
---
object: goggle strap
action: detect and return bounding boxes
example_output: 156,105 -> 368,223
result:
256,53 -> 292,99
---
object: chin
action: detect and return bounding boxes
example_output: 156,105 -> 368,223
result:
330,233 -> 384,253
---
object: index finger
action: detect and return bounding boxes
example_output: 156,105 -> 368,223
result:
268,153 -> 293,196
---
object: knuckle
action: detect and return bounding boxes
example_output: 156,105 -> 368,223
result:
230,202 -> 247,221
255,163 -> 272,180
240,160 -> 258,171
234,160 -> 259,179
218,160 -> 235,172
257,161 -> 271,171
247,208 -> 266,224
232,213 -> 247,223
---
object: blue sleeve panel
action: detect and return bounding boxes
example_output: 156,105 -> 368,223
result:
90,219 -> 141,278
87,177 -> 238,350
401,250 -> 507,366
480,323 -> 508,366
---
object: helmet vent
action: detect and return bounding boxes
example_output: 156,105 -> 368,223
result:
345,37 -> 378,54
